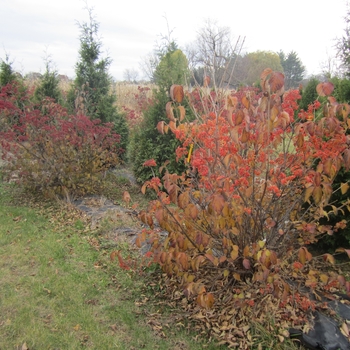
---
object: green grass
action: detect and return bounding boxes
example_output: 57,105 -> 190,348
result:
0,182 -> 221,350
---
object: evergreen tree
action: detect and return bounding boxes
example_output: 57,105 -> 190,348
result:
34,58 -> 62,104
130,42 -> 192,182
68,7 -> 128,158
330,76 -> 350,103
0,55 -> 18,87
278,50 -> 305,89
299,77 -> 320,111
153,47 -> 189,88
0,55 -> 28,128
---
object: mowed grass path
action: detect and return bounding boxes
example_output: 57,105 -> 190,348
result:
0,184 -> 217,350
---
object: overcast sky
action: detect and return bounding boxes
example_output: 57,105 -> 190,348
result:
1,0 -> 348,81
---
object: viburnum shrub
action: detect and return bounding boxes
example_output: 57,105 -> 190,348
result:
134,71 -> 350,346
0,84 -> 120,198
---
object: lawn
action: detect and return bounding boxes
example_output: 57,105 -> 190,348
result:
0,181 -> 220,350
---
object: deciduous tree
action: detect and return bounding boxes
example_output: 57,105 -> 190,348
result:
336,3 -> 350,77
187,19 -> 244,88
242,51 -> 283,86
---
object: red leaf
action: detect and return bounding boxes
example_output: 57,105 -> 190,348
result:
260,68 -> 273,84
269,71 -> 285,93
143,159 -> 157,167
243,258 -> 251,270
117,251 -> 130,270
210,194 -> 225,214
316,82 -> 334,96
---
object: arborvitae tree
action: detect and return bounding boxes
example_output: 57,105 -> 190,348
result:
130,40 -> 192,182
299,77 -> 320,111
330,76 -> 350,103
68,7 -> 128,158
34,58 -> 62,105
278,50 -> 305,89
153,48 -> 189,88
128,90 -> 185,183
0,55 -> 28,128
0,55 -> 18,87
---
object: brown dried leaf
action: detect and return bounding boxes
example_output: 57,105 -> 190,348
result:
241,129 -> 250,143
296,133 -> 304,148
323,253 -> 335,265
157,121 -> 165,134
166,101 -> 175,121
313,186 -> 323,205
176,252 -> 189,271
185,203 -> 199,220
299,247 -> 312,264
196,292 -> 215,309
227,95 -> 238,108
231,245 -> 239,261
235,109 -> 245,125
178,105 -> 186,122
123,191 -> 131,207
343,149 -> 350,170
258,96 -> 269,112
110,251 -> 117,262
168,120 -> 176,132
203,76 -> 210,87
205,253 -> 219,266
170,85 -> 184,103
304,186 -> 314,203
260,68 -> 273,80
242,96 -> 250,109
341,182 -> 349,195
